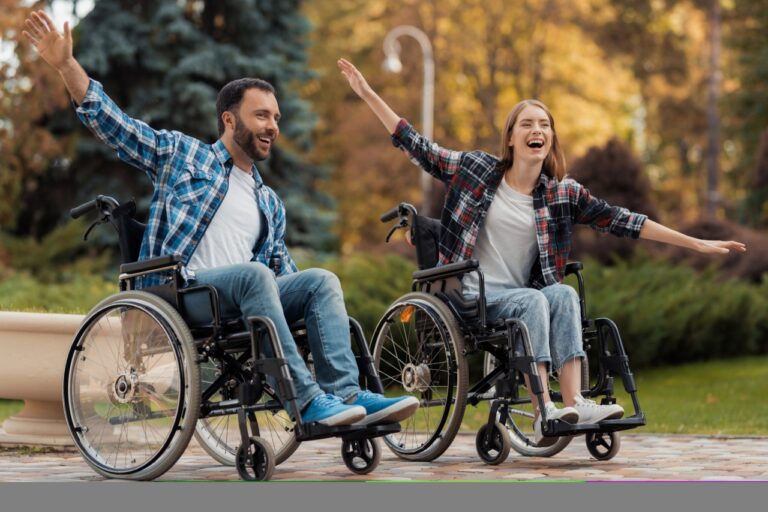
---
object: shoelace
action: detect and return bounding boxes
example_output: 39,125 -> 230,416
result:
314,393 -> 344,407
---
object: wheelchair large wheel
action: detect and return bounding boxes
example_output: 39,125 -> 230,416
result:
372,292 -> 468,461
195,357 -> 300,466
63,291 -> 200,480
483,353 -> 571,457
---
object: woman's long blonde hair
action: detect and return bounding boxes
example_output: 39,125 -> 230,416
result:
498,99 -> 566,181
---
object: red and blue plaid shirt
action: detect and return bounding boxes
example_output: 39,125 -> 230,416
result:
391,119 -> 648,289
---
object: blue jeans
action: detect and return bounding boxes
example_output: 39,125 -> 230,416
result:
483,284 -> 585,370
182,263 -> 360,410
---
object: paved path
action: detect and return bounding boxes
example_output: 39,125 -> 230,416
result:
2,434 -> 768,482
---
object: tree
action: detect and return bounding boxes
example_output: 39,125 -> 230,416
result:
0,0 -> 71,237
569,138 -> 659,263
10,0 -> 334,252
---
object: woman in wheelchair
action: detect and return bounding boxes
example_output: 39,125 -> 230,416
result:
338,58 -> 745,455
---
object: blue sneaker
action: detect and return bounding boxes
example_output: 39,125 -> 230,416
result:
301,393 -> 366,426
351,390 -> 420,425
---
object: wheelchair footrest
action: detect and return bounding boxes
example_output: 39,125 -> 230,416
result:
543,413 -> 646,437
296,422 -> 400,442
595,413 -> 646,432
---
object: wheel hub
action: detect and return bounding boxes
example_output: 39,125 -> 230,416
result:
111,371 -> 138,404
402,363 -> 431,393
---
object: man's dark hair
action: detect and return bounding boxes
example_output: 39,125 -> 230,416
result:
216,78 -> 276,136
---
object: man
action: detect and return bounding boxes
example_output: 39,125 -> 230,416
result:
23,10 -> 418,427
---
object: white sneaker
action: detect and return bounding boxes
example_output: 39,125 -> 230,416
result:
534,401 -> 579,447
572,394 -> 624,424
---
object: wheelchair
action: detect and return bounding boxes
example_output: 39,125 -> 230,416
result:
371,203 -> 646,465
62,195 -> 398,481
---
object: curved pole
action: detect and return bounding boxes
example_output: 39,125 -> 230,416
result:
383,25 -> 438,216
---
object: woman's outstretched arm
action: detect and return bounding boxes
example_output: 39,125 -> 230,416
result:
639,220 -> 747,254
338,58 -> 400,134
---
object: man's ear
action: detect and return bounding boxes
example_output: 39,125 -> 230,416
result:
222,111 -> 235,132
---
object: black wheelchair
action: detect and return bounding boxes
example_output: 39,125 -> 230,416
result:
62,196 -> 398,481
371,203 -> 646,465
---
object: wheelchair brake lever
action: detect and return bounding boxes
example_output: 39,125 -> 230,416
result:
83,218 -> 105,241
385,219 -> 409,243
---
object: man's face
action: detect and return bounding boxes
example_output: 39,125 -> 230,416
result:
231,88 -> 281,161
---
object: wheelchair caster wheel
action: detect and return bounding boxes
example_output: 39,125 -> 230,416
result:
585,431 -> 621,461
341,438 -> 381,475
475,421 -> 511,465
236,436 -> 275,481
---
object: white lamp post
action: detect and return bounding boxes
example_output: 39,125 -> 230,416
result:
382,25 -> 438,216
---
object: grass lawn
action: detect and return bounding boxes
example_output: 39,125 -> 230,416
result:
2,356 -> 767,435
459,355 -> 768,435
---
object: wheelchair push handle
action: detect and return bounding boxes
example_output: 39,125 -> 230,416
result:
70,195 -> 121,219
380,203 -> 418,243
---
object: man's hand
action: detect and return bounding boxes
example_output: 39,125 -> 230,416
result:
23,10 -> 73,72
22,9 -> 89,104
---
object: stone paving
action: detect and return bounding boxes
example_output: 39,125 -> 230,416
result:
2,434 -> 768,482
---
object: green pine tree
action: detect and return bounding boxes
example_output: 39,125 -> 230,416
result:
22,0 -> 335,252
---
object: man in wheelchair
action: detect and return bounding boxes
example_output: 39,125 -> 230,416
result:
25,12 -> 418,435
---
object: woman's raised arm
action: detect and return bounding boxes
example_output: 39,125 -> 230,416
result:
338,58 -> 400,134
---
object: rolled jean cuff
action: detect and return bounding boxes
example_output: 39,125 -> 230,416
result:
553,351 -> 586,371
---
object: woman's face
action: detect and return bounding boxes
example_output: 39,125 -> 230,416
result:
508,105 -> 552,166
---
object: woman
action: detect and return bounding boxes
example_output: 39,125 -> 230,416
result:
337,58 -> 746,446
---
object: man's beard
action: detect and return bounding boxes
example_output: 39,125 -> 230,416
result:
233,115 -> 269,162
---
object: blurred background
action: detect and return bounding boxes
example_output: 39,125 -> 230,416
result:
1,0 -> 767,432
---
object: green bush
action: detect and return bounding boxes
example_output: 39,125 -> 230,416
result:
576,254 -> 768,367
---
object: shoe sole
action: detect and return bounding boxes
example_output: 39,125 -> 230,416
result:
315,406 -> 367,427
551,410 -> 579,424
578,408 -> 625,424
354,397 -> 420,426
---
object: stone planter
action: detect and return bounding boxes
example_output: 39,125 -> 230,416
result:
0,311 -> 83,446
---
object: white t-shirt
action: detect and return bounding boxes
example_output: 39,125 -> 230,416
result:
187,166 -> 262,271
462,178 -> 539,296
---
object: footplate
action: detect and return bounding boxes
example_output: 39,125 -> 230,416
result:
296,422 -> 400,442
542,413 -> 646,437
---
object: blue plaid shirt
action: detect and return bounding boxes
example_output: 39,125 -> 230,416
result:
75,79 -> 298,288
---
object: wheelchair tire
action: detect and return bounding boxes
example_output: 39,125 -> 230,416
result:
341,437 -> 382,475
586,431 -> 621,461
63,291 -> 201,480
372,292 -> 468,462
483,352 -> 572,458
475,421 -> 511,465
195,358 -> 300,467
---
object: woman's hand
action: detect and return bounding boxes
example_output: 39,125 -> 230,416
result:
694,239 -> 747,255
23,10 -> 73,72
337,58 -> 373,99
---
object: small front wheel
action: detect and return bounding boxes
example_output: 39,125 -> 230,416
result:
585,431 -> 621,461
236,436 -> 275,481
475,422 -> 511,465
341,438 -> 381,475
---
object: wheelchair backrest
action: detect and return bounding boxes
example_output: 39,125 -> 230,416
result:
412,214 -> 442,270
111,200 -> 147,264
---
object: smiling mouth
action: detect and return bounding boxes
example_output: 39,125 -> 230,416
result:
527,140 -> 544,148
257,136 -> 272,145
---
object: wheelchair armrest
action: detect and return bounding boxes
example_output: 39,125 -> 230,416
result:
412,259 -> 479,282
565,261 -> 583,276
119,254 -> 182,275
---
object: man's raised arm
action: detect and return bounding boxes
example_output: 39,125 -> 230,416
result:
23,10 -> 89,104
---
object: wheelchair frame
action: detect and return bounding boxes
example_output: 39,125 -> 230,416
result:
372,203 -> 646,464
62,196 -> 398,481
